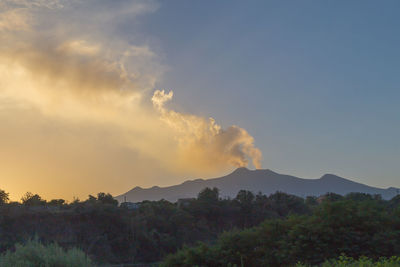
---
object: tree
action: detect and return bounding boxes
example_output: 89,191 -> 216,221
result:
48,199 -> 65,206
269,191 -> 309,217
197,187 -> 219,203
0,189 -> 9,204
345,192 -> 374,202
320,192 -> 343,202
235,190 -> 255,205
235,190 -> 255,227
21,192 -> 46,206
305,196 -> 318,206
97,192 -> 118,206
388,195 -> 400,210
162,198 -> 399,267
196,188 -> 221,229
86,195 -> 97,204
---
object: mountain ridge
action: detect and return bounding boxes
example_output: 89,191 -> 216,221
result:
116,168 -> 398,202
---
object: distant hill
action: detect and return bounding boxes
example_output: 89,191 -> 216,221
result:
116,168 -> 399,202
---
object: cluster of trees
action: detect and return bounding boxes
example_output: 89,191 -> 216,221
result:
0,187 -> 311,264
1,187 -> 400,265
0,190 -> 117,207
163,193 -> 400,266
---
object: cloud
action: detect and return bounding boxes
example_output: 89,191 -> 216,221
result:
0,0 -> 262,200
0,8 -> 30,31
152,90 -> 262,171
0,0 -> 73,32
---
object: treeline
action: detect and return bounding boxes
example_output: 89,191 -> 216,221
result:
0,188 -> 312,264
1,188 -> 400,265
163,193 -> 400,266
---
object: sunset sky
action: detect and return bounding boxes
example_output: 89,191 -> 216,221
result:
0,0 -> 399,201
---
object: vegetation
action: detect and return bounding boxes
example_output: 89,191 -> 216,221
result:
1,188 -> 400,265
163,195 -> 400,266
21,192 -> 46,206
297,255 -> 400,267
0,239 -> 92,267
0,190 -> 8,205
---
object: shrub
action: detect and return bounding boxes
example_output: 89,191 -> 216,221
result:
297,255 -> 400,267
0,239 -> 93,267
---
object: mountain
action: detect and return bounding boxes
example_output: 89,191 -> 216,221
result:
116,168 -> 399,202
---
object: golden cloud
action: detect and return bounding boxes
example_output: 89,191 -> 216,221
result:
0,0 -> 262,200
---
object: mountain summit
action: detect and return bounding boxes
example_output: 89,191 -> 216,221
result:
116,168 -> 398,202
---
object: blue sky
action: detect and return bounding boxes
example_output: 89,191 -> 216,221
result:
137,1 -> 399,187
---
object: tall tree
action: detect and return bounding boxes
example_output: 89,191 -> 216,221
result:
0,189 -> 9,204
197,187 -> 219,203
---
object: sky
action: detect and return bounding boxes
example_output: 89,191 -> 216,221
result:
0,0 -> 399,201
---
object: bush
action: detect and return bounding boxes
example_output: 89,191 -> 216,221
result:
0,239 -> 93,267
297,255 -> 400,267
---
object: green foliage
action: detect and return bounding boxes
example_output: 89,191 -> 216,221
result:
297,255 -> 400,267
0,239 -> 92,267
268,191 -> 309,216
388,195 -> 400,210
320,192 -> 344,202
2,188 -> 400,265
235,190 -> 255,204
0,188 -> 312,264
163,198 -> 400,266
345,192 -> 383,202
305,196 -> 318,206
197,187 -> 219,203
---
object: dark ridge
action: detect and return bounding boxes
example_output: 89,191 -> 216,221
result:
116,168 -> 399,202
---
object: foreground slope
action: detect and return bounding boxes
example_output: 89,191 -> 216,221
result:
116,168 -> 398,202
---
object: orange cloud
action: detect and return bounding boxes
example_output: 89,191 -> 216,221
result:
0,0 -> 262,201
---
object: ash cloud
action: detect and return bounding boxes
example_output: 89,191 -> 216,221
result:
152,90 -> 262,170
0,0 -> 263,200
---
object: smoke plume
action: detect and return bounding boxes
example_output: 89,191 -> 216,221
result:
0,0 -> 262,200
152,90 -> 262,170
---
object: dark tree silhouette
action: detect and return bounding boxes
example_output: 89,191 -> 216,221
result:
21,192 -> 46,206
0,189 -> 9,204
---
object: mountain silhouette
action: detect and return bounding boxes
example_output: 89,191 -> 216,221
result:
116,168 -> 399,202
